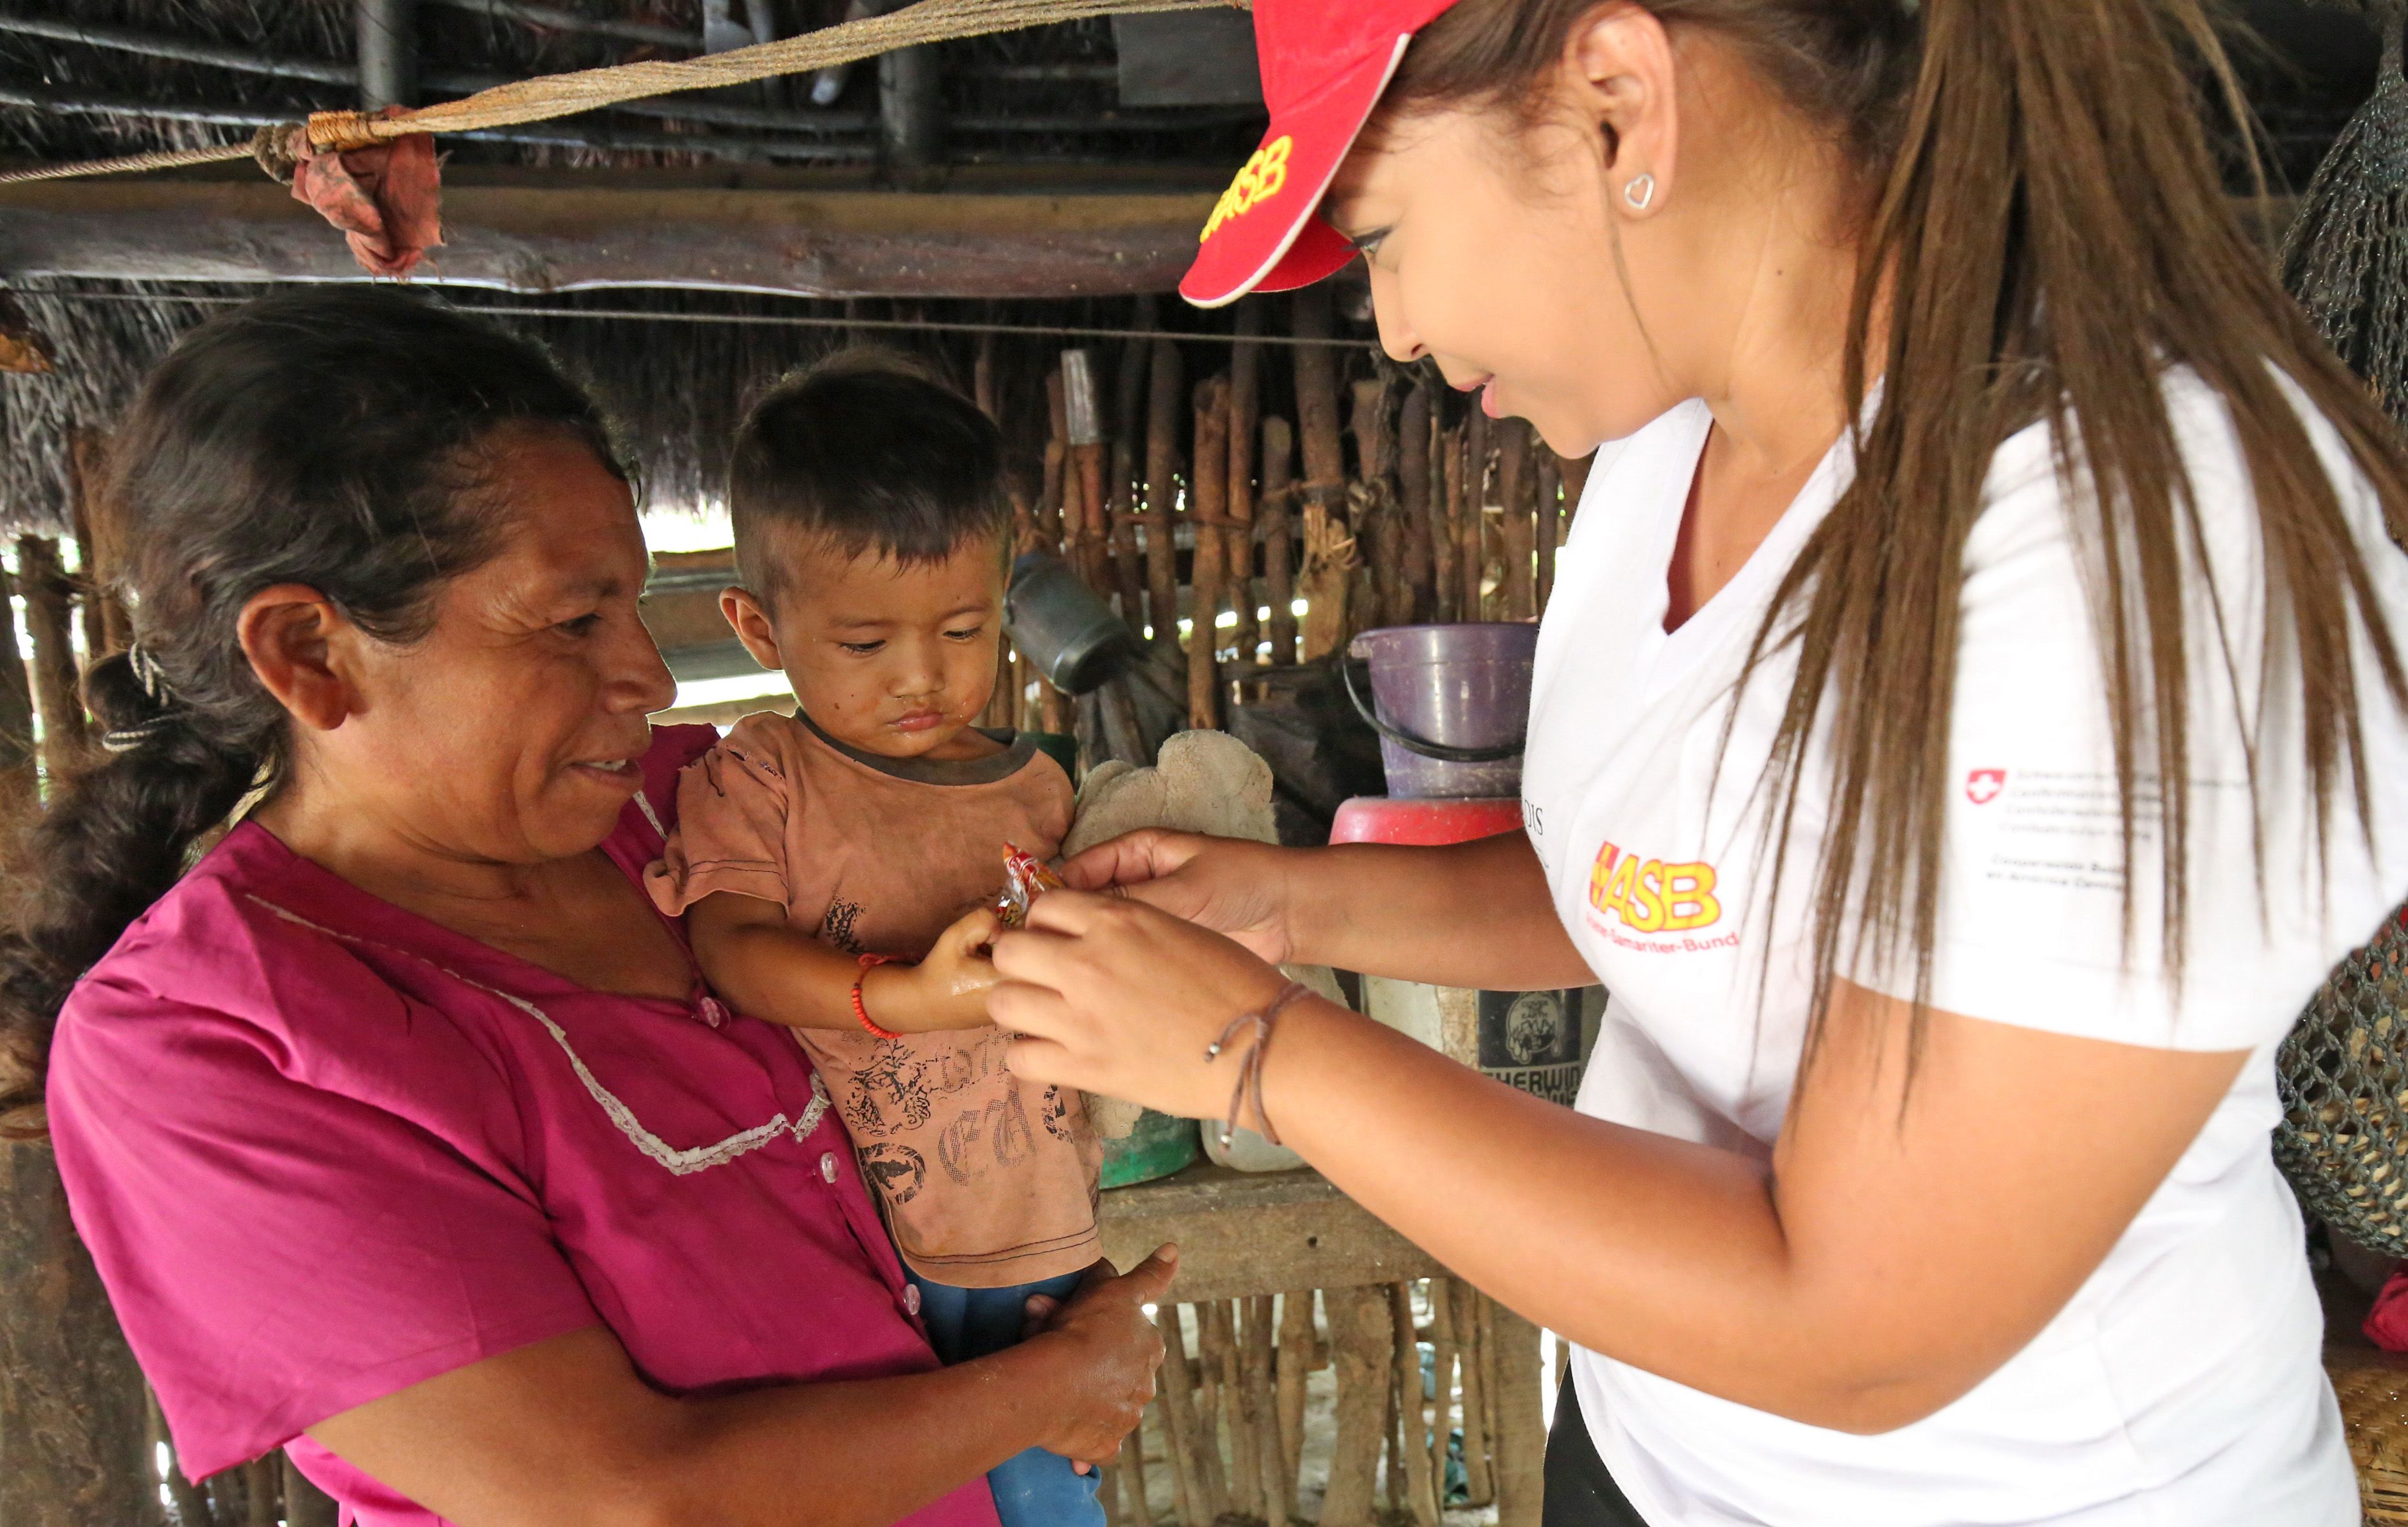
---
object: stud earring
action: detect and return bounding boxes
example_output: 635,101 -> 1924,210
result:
1623,173 -> 1657,211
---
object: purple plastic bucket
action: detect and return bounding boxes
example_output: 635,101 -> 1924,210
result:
1346,623 -> 1538,800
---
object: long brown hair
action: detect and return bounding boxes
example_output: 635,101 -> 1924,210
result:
1386,0 -> 2408,1065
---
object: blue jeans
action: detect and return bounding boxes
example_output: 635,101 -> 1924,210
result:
907,1270 -> 1105,1527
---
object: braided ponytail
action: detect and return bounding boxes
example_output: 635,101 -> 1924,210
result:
0,287 -> 625,1137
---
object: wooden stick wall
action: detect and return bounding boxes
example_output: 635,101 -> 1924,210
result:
993,289 -> 1595,744
1104,1278 -> 1546,1527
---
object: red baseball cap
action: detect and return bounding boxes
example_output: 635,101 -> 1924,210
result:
1179,0 -> 1461,309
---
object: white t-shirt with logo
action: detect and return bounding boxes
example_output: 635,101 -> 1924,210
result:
1521,373 -> 2408,1526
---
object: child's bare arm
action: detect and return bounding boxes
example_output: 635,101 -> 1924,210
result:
687,892 -> 1002,1033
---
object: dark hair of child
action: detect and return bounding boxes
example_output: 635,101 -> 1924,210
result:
729,348 -> 1012,610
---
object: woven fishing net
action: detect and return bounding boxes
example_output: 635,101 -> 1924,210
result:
2277,910 -> 2408,1254
2282,1 -> 2408,429
2271,3 -> 2408,1252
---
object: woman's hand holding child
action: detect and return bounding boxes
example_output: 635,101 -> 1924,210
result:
1019,1248 -> 1180,1470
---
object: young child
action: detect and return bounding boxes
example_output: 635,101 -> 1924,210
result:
647,350 -> 1104,1527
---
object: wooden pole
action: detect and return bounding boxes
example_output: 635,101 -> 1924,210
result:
0,558 -> 36,817
356,0 -> 418,110
1029,373 -> 1075,738
1291,288 -> 1349,656
1152,1308 -> 1207,1527
1124,1413 -> 1157,1527
1061,416 -> 1098,590
1536,448 -> 1563,616
1390,1283 -> 1442,1527
979,644 -> 1013,730
1108,334 -> 1150,631
1435,423 -> 1464,625
1187,375 -> 1229,731
1399,381 -> 1435,625
147,1383 -> 213,1527
1321,1284 -> 1392,1527
283,1453 -> 341,1527
1245,1295 -> 1291,1527
0,178 -> 1221,301
1450,1276 -> 1494,1507
1291,287 -> 1348,504
15,537 -> 84,766
1460,410 -> 1492,622
1558,448 -> 1595,527
877,35 -> 947,188
1429,1279 -> 1458,1505
974,329 -> 1000,423
1063,349 -> 1110,595
1225,308 -> 1262,670
1042,370 -> 1070,554
1352,378 -> 1405,632
1260,418 -> 1298,667
1385,1358 -> 1408,1516
1276,1290 -> 1316,1508
1487,1299 -> 1549,1527
241,1455 -> 282,1527
1498,423 -> 1535,622
1187,1305 -> 1231,1522
1298,500 -> 1359,663
1142,339 -> 1183,656
1011,647 -> 1037,733
1206,1300 -> 1261,1521
68,430 -> 127,657
0,1144 -> 155,1527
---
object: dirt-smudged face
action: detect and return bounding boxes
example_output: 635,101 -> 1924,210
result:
720,531 -> 1007,762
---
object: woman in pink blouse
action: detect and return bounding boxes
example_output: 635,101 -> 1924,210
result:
0,288 -> 1172,1527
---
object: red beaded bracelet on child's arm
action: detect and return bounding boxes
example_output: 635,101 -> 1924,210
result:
852,953 -> 905,1040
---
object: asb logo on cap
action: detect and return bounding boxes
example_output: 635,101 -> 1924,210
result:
1200,135 -> 1295,244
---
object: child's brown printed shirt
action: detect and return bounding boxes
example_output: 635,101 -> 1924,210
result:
647,710 -> 1099,1288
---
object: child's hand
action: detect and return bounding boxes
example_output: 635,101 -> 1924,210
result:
896,903 -> 1002,1029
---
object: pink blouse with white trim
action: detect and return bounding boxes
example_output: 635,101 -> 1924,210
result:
47,723 -> 1000,1527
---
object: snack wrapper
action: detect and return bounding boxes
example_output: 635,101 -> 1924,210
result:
991,843 -> 1065,930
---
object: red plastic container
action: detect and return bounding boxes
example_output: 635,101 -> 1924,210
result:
1328,795 -> 1525,848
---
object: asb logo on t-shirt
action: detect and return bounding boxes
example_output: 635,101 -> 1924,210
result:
1586,842 -> 1723,934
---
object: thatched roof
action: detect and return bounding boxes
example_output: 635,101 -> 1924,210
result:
0,0 -> 1267,176
0,0 -> 2380,537
0,277 -> 1385,537
0,0 -> 1302,535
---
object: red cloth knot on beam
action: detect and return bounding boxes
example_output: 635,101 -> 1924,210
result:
283,109 -> 445,280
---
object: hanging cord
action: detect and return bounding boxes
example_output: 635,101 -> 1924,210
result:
0,0 -> 1243,187
40,288 -> 1372,350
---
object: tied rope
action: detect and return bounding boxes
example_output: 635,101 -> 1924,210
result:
0,0 -> 1244,187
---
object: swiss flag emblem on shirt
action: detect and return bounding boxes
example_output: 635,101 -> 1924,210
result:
1966,768 -> 2007,805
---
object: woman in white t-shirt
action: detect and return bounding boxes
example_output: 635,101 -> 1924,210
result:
993,1 -> 2408,1523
